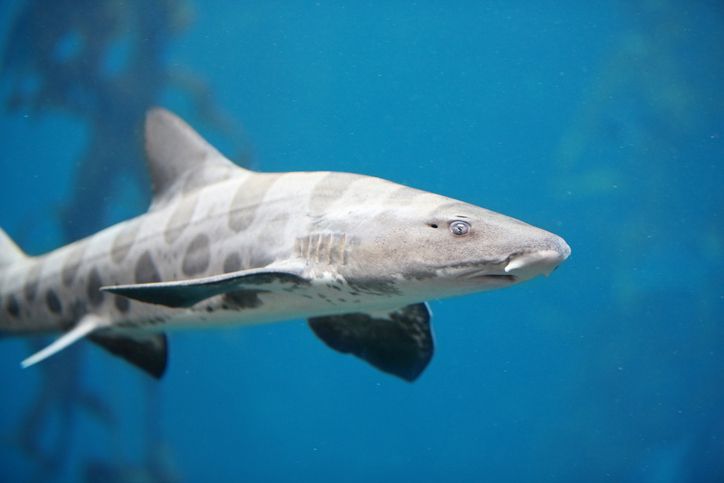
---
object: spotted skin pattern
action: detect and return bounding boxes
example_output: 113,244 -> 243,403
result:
0,109 -> 570,379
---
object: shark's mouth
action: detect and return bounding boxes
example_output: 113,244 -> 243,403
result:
480,274 -> 517,282
467,273 -> 517,283
453,247 -> 568,284
456,266 -> 518,283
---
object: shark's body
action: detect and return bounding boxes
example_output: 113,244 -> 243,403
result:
0,109 -> 570,381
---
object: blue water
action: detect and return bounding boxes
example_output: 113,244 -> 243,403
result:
1,1 -> 723,482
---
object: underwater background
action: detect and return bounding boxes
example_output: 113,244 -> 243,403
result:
0,1 -> 723,482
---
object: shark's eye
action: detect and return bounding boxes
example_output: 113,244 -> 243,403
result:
449,220 -> 471,236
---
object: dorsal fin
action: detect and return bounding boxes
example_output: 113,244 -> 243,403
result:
144,108 -> 243,209
0,227 -> 28,269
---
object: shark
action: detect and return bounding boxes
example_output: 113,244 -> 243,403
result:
0,108 -> 570,382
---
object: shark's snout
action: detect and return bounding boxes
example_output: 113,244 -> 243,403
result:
504,235 -> 571,279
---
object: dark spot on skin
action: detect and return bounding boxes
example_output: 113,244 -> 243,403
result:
182,234 -> 211,276
308,172 -> 361,214
111,221 -> 141,264
248,251 -> 275,270
62,242 -> 86,286
135,251 -> 161,283
24,264 -> 41,302
87,267 -> 105,306
114,295 -> 130,313
70,300 -> 87,319
205,306 -> 214,312
228,173 -> 281,232
46,290 -> 62,314
23,281 -> 37,303
7,295 -> 20,318
165,194 -> 199,244
223,253 -> 242,273
223,290 -> 264,309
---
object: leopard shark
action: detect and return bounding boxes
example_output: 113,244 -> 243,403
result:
0,108 -> 570,382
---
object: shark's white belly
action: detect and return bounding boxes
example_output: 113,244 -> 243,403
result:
114,275 -> 426,332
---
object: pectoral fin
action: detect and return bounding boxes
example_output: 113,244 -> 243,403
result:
20,314 -> 107,369
101,268 -> 309,308
308,303 -> 433,382
89,331 -> 168,379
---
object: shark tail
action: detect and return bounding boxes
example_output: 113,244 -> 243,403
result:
0,228 -> 28,270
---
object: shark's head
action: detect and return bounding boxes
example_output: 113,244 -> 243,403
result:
334,190 -> 570,300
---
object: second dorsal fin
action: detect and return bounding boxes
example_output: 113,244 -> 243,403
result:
144,108 -> 243,209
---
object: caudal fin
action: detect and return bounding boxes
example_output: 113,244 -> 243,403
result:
0,228 -> 27,269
